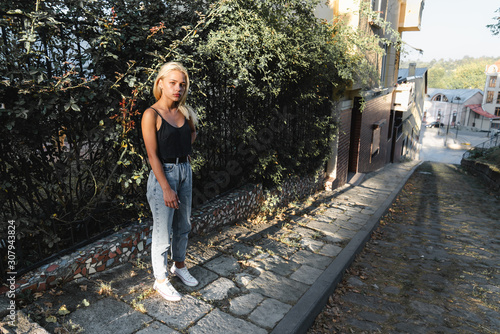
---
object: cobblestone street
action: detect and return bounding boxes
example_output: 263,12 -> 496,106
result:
309,162 -> 500,333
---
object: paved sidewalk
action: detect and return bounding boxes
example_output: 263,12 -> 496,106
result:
4,160 -> 420,334
309,161 -> 500,333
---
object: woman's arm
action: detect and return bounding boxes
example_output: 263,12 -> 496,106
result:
141,108 -> 179,209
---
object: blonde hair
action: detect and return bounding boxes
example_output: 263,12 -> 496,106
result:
153,62 -> 198,125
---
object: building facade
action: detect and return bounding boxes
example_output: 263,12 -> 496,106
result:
425,88 -> 484,130
317,0 -> 426,189
482,60 -> 500,130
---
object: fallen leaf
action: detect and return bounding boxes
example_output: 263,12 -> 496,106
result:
82,299 -> 90,307
58,305 -> 70,316
49,289 -> 63,296
46,315 -> 57,323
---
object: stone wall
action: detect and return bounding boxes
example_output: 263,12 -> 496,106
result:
6,170 -> 325,295
461,159 -> 500,191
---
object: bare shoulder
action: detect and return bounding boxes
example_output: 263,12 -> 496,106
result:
143,107 -> 157,117
142,107 -> 157,123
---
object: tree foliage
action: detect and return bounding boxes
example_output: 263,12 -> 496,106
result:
402,57 -> 499,89
0,0 -> 208,269
487,7 -> 500,36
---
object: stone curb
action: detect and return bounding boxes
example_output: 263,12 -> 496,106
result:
271,161 -> 423,334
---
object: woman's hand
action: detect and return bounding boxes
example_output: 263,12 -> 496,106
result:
163,187 -> 180,209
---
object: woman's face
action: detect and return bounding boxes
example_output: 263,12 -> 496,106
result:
160,70 -> 186,102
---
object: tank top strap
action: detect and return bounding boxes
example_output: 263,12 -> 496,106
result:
149,107 -> 167,123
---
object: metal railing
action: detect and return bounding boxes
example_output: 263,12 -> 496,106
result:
462,133 -> 500,160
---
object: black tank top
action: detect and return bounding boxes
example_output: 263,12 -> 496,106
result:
150,107 -> 192,162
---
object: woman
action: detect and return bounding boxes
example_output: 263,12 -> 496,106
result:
142,62 -> 199,301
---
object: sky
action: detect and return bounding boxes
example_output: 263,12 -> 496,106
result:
401,0 -> 500,63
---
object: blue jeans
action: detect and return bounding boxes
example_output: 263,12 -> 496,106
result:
146,162 -> 192,280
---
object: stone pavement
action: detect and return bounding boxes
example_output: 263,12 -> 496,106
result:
419,127 -> 491,164
3,160 -> 421,334
309,162 -> 500,333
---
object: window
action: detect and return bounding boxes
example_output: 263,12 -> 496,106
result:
497,93 -> 500,105
372,119 -> 386,158
489,76 -> 497,88
486,91 -> 495,103
371,0 -> 388,16
380,43 -> 388,84
433,94 -> 448,102
372,127 -> 380,157
388,111 -> 394,140
496,107 -> 500,117
370,0 -> 388,27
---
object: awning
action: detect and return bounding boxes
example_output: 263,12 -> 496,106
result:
466,104 -> 500,119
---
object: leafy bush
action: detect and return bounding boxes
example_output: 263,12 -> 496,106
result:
0,0 -> 202,271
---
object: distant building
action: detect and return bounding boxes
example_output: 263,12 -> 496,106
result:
425,89 -> 484,130
482,60 -> 500,130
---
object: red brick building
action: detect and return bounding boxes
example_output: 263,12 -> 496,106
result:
320,0 -> 426,190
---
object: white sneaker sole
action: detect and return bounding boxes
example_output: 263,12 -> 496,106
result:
154,282 -> 182,302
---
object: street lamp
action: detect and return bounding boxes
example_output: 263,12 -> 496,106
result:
444,96 -> 460,147
455,97 -> 461,139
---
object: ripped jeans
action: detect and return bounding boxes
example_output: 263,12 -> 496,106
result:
146,162 -> 192,280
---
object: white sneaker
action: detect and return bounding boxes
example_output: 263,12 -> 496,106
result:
153,280 -> 182,301
171,265 -> 199,287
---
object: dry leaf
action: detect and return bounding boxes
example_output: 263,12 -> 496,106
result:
46,315 -> 57,323
49,289 -> 63,296
58,305 -> 70,316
